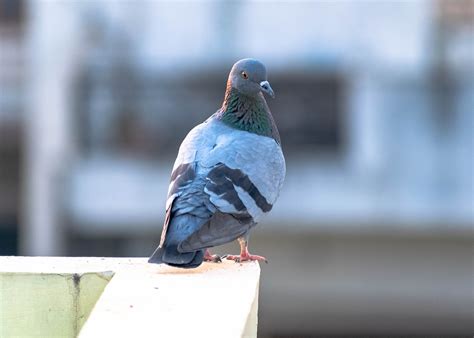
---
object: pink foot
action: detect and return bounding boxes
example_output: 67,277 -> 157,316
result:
225,253 -> 268,264
203,249 -> 222,263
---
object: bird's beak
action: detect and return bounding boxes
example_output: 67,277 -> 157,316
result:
260,80 -> 275,98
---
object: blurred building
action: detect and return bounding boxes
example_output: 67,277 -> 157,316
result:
0,0 -> 473,336
0,0 -> 24,254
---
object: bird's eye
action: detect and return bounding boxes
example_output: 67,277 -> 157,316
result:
241,71 -> 248,79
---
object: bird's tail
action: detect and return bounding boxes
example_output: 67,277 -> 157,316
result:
148,246 -> 166,264
148,244 -> 204,269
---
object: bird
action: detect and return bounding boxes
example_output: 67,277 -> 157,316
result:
148,58 -> 286,268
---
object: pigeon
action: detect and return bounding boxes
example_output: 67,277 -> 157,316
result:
148,58 -> 286,268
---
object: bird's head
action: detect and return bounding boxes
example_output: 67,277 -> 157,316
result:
227,58 -> 275,99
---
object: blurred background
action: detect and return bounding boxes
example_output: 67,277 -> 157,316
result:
0,0 -> 473,336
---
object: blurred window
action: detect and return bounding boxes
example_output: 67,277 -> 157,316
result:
0,0 -> 24,26
75,63 -> 344,159
273,73 -> 343,153
438,0 -> 474,26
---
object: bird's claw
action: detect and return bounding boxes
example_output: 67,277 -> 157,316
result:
225,254 -> 268,264
203,252 -> 222,263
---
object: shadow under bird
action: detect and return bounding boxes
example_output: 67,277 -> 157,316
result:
148,58 -> 286,268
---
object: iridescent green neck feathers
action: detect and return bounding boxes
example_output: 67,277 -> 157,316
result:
217,84 -> 280,144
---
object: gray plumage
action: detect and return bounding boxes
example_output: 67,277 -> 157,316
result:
149,58 -> 285,268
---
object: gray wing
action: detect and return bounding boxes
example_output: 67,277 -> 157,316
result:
178,162 -> 266,252
164,161 -> 257,253
178,211 -> 253,252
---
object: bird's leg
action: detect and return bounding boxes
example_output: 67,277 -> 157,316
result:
203,249 -> 222,263
225,237 -> 268,263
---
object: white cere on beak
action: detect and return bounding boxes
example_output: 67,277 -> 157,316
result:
260,80 -> 275,98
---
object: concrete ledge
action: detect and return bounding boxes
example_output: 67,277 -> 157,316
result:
0,257 -> 116,337
0,257 -> 260,338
